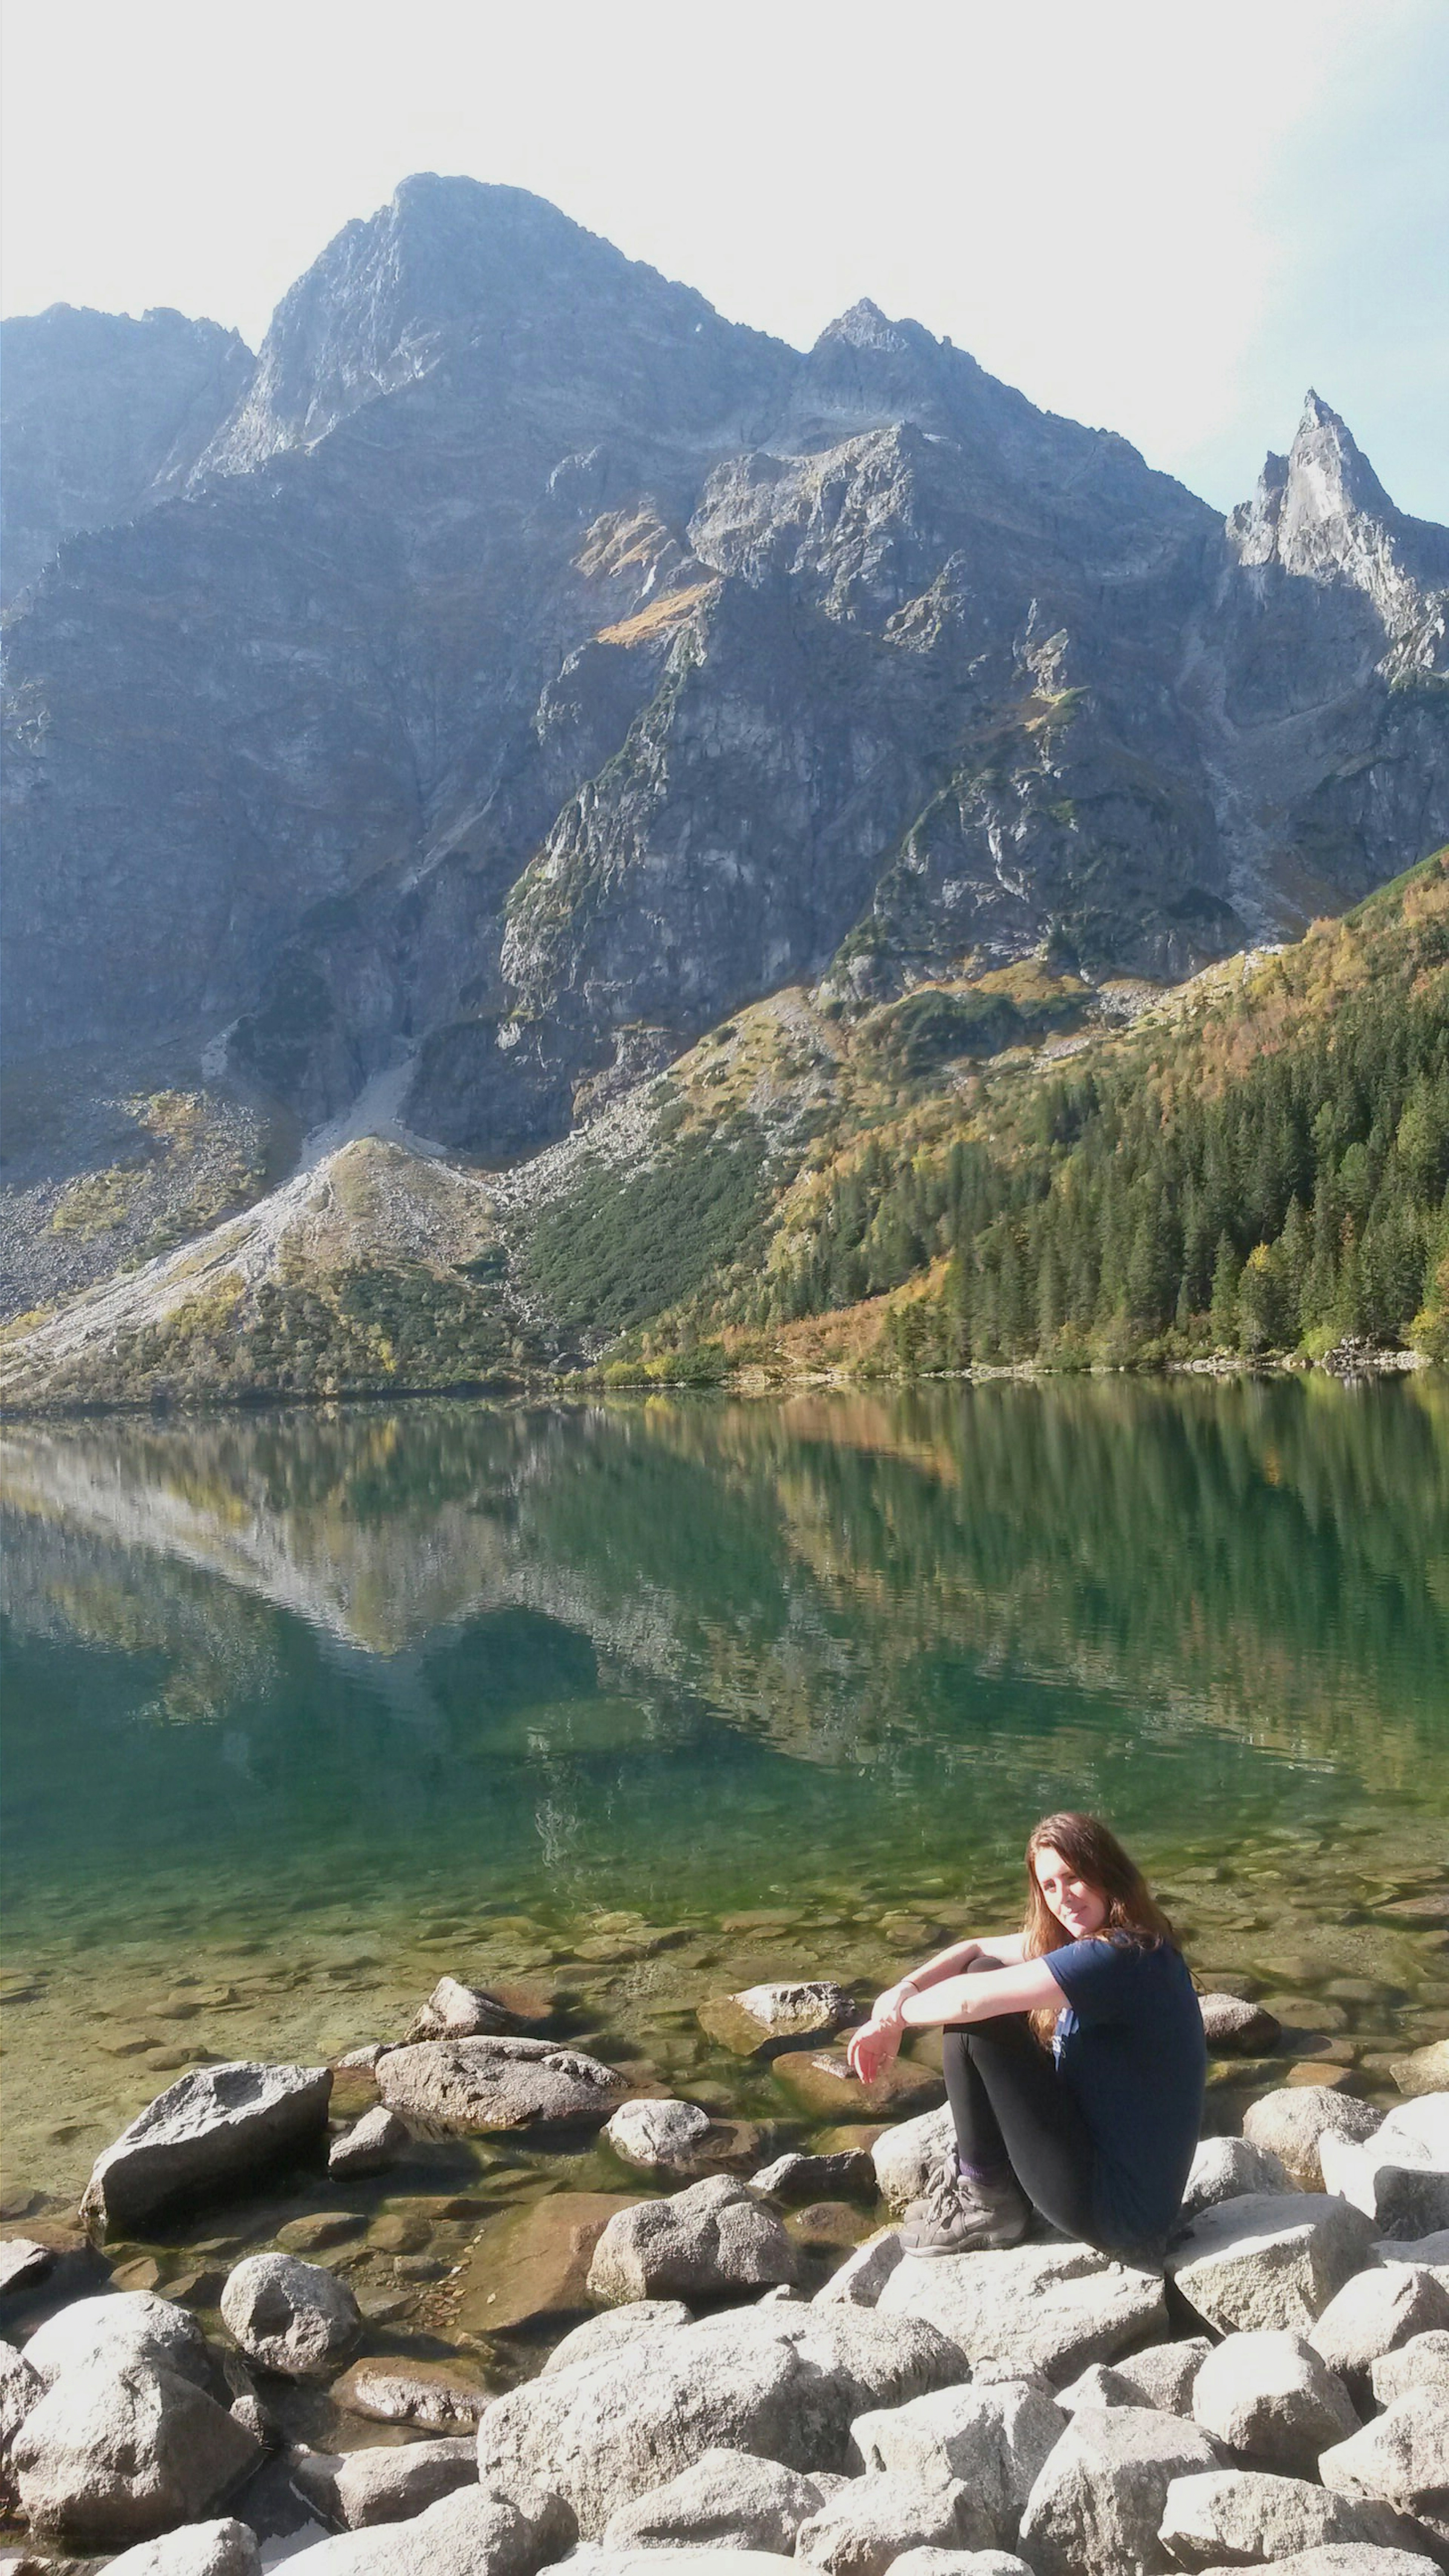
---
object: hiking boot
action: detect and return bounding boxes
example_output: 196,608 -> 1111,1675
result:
899,2155 -> 1032,2258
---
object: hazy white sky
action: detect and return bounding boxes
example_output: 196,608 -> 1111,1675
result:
3,0 -> 1445,519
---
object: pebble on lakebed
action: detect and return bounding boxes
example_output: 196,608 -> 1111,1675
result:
5,1884 -> 1449,2572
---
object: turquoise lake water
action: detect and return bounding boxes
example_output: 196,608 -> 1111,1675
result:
3,1374 -> 1447,2210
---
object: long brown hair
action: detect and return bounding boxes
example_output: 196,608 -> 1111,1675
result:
1021,1812 -> 1181,2043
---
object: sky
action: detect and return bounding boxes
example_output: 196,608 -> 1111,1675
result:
2,0 -> 1445,521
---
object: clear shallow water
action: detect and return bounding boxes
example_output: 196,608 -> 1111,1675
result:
3,1375 -> 1448,2215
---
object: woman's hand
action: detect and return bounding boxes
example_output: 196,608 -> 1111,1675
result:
846,2016 -> 902,2085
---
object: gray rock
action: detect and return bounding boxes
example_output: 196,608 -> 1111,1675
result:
877,2238 -> 1168,2385
1392,2044 -> 1449,2101
404,1978 -> 530,2043
873,2109 -> 956,2215
1187,2553 -> 1444,2576
79,2061 -> 332,2237
332,2356 -> 491,2426
0,2335 -> 42,2452
0,2238 -> 53,2295
697,1984 -> 858,2058
752,2151 -> 878,2205
1320,2132 -> 1449,2244
796,2469 -> 989,2576
1320,2391 -> 1449,2512
100,2519 -> 262,2576
1200,1994 -> 1283,2055
814,2228 -> 905,2309
333,2437 -> 478,2526
1057,2340 -> 1212,2417
475,2302 -> 968,2536
1378,2098 -> 1449,2164
1373,2333 -> 1449,2407
586,2176 -> 796,2304
23,2290 -> 209,2391
1310,2266 -> 1449,2390
602,2446 -> 841,2552
337,2044 -> 388,2071
1190,2329 -> 1359,2476
12,2354 -> 263,2544
1158,2467 -> 1431,2568
1168,2192 -> 1377,2333
605,2100 -> 713,2168
1017,2402 -> 1223,2576
1180,2136 -> 1294,2223
544,2301 -> 693,2375
375,2037 -> 626,2131
328,2105 -> 411,2178
1243,2090 -> 1382,2193
848,2379 -> 1063,2545
280,2479 -> 569,2575
568,2556 -> 808,2576
220,2252 -> 361,2379
1375,2232 -> 1449,2273
885,2556 -> 1032,2576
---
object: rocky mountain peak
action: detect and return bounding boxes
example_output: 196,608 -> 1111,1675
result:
1226,388 -> 1448,633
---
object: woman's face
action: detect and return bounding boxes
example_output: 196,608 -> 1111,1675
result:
1034,1844 -> 1109,1939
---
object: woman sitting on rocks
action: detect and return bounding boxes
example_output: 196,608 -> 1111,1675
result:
846,1810 -> 1205,2267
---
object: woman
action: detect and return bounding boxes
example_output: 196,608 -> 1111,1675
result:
846,1811 -> 1205,2266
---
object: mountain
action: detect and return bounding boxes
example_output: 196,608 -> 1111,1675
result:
3,850 -> 1444,1411
0,302 -> 252,601
4,175 -> 1446,1183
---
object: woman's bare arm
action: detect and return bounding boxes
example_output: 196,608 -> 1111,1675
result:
898,1954 -> 1064,2029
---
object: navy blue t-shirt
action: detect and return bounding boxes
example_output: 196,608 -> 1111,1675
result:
1046,1934 -> 1206,2256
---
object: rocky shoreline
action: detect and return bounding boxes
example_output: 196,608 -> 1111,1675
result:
3,1942 -> 1448,2576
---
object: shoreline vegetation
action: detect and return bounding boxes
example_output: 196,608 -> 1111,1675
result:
1,851 -> 1446,1417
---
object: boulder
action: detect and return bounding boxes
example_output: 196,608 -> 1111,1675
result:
220,2252 -> 361,2379
12,2354 -> 263,2544
101,2519 -> 262,2575
773,2049 -> 944,2122
795,2469 -> 989,2574
698,1983 -> 857,2058
1180,2136 -> 1294,2223
1057,2340 -> 1212,2418
1016,2402 -> 1223,2576
332,2355 -> 491,2427
1310,2266 -> 1449,2390
873,2107 -> 955,2215
280,2478 -> 568,2575
375,2037 -> 626,2131
814,2228 -> 904,2308
1320,2391 -> 1449,2513
1243,2090 -> 1382,2192
1190,2329 -> 1358,2476
1375,2231 -> 1449,2273
329,2106 -> 411,2178
0,2334 -> 41,2451
886,2556 -> 1032,2576
571,2557 -> 809,2576
602,2446 -> 843,2552
753,2151 -> 878,2205
586,2176 -> 797,2304
1168,2192 -> 1377,2333
0,2238 -> 52,2296
1379,2098 -> 1449,2162
544,2300 -> 693,2375
79,2061 -> 332,2236
1158,2467 -> 1431,2568
403,1978 -> 528,2042
332,2437 -> 478,2526
605,2100 -> 713,2169
1374,2333 -> 1449,2407
1200,1994 -> 1283,2055
1186,2551 -> 1446,2576
877,2238 -> 1168,2385
848,2378 -> 1063,2544
475,2302 -> 968,2536
1392,2043 -> 1449,2100
1320,2132 -> 1449,2243
23,2290 -> 209,2391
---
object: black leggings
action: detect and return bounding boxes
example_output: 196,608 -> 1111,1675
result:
942,2009 -> 1100,2246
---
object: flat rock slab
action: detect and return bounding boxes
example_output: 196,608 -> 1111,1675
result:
79,2060 -> 332,2236
1168,2190 -> 1377,2333
772,2048 -> 944,2122
877,2238 -> 1168,2385
753,2150 -> 878,2205
1320,2388 -> 1449,2512
455,2190 -> 640,2335
698,1983 -> 857,2059
375,2036 -> 626,2130
601,2445 -> 843,2554
545,2299 -> 694,2375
